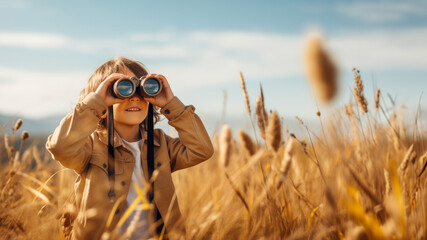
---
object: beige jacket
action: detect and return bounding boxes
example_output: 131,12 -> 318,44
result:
46,92 -> 214,239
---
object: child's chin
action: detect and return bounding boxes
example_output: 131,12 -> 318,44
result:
131,120 -> 145,125
124,118 -> 145,126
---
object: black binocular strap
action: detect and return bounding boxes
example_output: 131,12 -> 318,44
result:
147,103 -> 154,194
107,103 -> 163,234
107,106 -> 116,201
147,103 -> 164,236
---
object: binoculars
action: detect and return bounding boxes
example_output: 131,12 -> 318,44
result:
112,76 -> 163,99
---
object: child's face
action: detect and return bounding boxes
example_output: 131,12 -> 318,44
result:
112,68 -> 149,127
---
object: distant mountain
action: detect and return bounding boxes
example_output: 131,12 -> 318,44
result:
0,113 -> 65,136
0,112 -> 317,140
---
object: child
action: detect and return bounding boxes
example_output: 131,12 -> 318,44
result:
46,57 -> 214,239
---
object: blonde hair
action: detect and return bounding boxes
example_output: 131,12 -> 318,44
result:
79,57 -> 161,127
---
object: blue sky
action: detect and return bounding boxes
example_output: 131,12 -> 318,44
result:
0,0 -> 426,133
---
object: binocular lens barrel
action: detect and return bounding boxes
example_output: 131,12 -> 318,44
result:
141,78 -> 162,97
112,78 -> 136,99
112,76 -> 162,99
116,80 -> 135,97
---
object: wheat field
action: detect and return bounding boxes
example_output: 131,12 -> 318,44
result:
1,38 -> 426,240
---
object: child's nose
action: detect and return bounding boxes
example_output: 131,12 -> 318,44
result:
129,96 -> 140,102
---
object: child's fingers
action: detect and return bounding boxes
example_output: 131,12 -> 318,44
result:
154,74 -> 171,89
103,73 -> 129,87
143,97 -> 155,105
143,73 -> 174,108
151,74 -> 173,97
144,74 -> 169,88
97,73 -> 128,93
111,97 -> 126,104
95,73 -> 130,105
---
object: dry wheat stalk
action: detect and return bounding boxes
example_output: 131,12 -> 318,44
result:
345,103 -> 360,142
19,131 -> 29,154
20,131 -> 29,141
266,111 -> 282,152
280,138 -> 296,177
304,34 -> 337,103
4,133 -> 11,150
255,96 -> 266,140
347,164 -> 381,205
259,84 -> 268,123
14,119 -> 23,131
4,133 -> 14,164
384,169 -> 392,196
399,144 -> 416,175
352,68 -> 368,113
324,186 -> 338,211
375,89 -> 381,113
224,172 -> 250,213
239,71 -> 251,116
32,145 -> 43,168
219,124 -> 232,167
389,113 -> 401,151
13,152 -> 20,169
20,149 -> 32,170
237,129 -> 256,157
418,151 -> 427,177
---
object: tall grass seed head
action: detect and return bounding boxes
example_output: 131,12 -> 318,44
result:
219,124 -> 232,167
237,129 -> 256,157
14,119 -> 23,131
266,111 -> 282,152
21,131 -> 29,141
304,34 -> 338,103
255,96 -> 266,140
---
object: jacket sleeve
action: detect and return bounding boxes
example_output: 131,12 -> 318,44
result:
46,92 -> 107,174
160,97 -> 214,172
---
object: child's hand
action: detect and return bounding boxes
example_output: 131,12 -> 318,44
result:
95,73 -> 127,106
143,74 -> 174,108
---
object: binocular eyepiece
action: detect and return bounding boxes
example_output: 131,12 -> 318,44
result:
112,76 -> 163,99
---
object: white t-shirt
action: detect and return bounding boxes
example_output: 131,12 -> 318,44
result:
120,138 -> 152,240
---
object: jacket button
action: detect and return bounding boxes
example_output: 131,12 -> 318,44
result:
124,157 -> 131,163
115,209 -> 120,215
121,181 -> 126,186
157,162 -> 162,167
164,109 -> 170,114
102,163 -> 107,168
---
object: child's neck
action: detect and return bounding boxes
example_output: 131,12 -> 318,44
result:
114,123 -> 141,142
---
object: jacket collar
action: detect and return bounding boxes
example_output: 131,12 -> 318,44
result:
96,124 -> 160,147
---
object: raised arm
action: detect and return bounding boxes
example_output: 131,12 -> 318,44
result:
141,74 -> 214,171
161,97 -> 214,172
46,93 -> 107,173
46,73 -> 127,173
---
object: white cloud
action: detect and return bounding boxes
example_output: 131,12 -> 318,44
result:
0,67 -> 89,117
3,28 -> 426,75
137,31 -> 305,88
1,28 -> 427,118
335,1 -> 427,23
132,29 -> 427,90
329,28 -> 427,69
0,32 -> 70,49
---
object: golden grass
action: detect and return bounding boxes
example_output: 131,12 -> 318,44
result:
239,71 -> 251,116
304,34 -> 337,103
1,69 -> 426,239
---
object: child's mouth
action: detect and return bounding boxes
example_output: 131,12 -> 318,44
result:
125,107 -> 141,112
